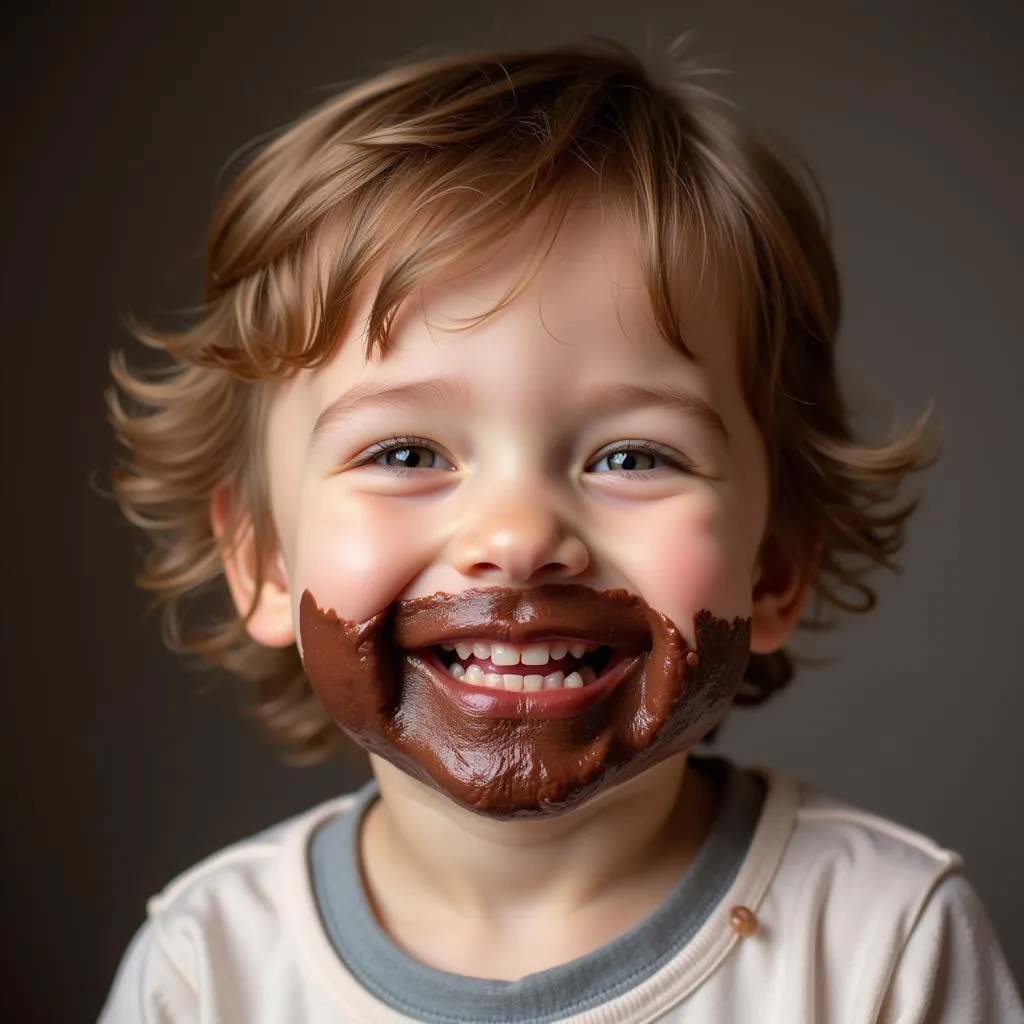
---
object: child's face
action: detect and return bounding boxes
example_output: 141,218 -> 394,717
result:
234,201 -> 796,815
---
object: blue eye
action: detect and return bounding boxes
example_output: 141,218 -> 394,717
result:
589,442 -> 676,473
591,448 -> 659,472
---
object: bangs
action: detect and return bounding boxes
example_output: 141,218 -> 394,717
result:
186,47 -> 768,380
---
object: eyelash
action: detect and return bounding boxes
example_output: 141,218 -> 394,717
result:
354,436 -> 691,476
354,436 -> 444,475
588,439 -> 690,476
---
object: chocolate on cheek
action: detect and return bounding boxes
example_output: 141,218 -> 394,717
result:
299,585 -> 751,819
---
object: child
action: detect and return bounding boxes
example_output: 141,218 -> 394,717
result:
100,40 -> 1022,1022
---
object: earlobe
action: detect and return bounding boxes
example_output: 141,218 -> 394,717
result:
210,486 -> 296,649
749,536 -> 809,655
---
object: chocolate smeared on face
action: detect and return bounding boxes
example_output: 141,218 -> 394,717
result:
299,584 -> 750,819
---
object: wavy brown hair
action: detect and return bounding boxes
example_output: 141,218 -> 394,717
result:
108,41 -> 934,763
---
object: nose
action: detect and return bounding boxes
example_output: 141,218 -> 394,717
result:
448,489 -> 590,585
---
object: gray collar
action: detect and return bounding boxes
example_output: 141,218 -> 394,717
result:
308,757 -> 765,1024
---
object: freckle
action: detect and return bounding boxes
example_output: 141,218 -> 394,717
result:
685,651 -> 700,669
729,905 -> 758,937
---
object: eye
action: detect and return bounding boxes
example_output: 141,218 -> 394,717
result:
591,449 -> 658,472
379,445 -> 439,469
360,437 -> 454,472
589,442 -> 680,474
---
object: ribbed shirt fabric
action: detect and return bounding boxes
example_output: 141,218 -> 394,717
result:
308,758 -> 764,1024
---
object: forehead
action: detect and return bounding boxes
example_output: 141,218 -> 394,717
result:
308,200 -> 739,402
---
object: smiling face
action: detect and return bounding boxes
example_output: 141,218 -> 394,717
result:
223,200 -> 804,816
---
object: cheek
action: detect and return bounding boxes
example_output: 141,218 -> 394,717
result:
616,497 -> 756,641
289,490 -> 433,625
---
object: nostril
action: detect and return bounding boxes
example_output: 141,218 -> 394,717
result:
469,562 -> 502,574
451,526 -> 590,584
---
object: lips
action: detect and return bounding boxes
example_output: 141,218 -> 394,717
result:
416,646 -> 646,719
395,585 -> 650,711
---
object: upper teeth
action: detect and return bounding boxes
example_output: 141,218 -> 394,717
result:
442,640 -> 595,665
448,663 -> 598,690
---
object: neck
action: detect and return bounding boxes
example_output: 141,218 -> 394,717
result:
361,753 -> 714,928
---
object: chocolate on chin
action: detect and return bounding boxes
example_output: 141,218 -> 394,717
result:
299,584 -> 751,819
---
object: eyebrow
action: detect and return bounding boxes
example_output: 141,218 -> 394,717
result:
592,383 -> 730,442
310,378 -> 729,444
310,378 -> 470,441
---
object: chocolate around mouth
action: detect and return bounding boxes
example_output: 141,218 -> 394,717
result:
391,586 -> 653,650
299,584 -> 751,819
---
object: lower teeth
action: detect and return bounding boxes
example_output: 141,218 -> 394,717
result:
448,664 -> 596,690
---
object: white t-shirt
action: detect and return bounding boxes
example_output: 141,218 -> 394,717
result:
99,767 -> 1023,1023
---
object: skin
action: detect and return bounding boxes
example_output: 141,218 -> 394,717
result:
217,198 -> 806,977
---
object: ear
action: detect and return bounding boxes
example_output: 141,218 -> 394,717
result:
210,485 -> 296,648
749,535 -> 810,655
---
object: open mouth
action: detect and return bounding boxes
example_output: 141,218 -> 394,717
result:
425,639 -> 619,692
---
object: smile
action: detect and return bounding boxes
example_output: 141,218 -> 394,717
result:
406,636 -> 644,719
433,638 -> 614,691
387,584 -> 656,717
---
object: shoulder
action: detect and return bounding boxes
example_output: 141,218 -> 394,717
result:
751,774 -> 1023,1021
785,782 -> 962,892
763,777 -> 963,945
149,794 -> 354,941
98,794 -> 358,1023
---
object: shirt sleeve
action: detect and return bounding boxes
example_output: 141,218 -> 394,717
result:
877,871 -> 1024,1023
97,920 -> 199,1024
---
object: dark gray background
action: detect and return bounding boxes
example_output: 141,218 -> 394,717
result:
3,1 -> 1021,1020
